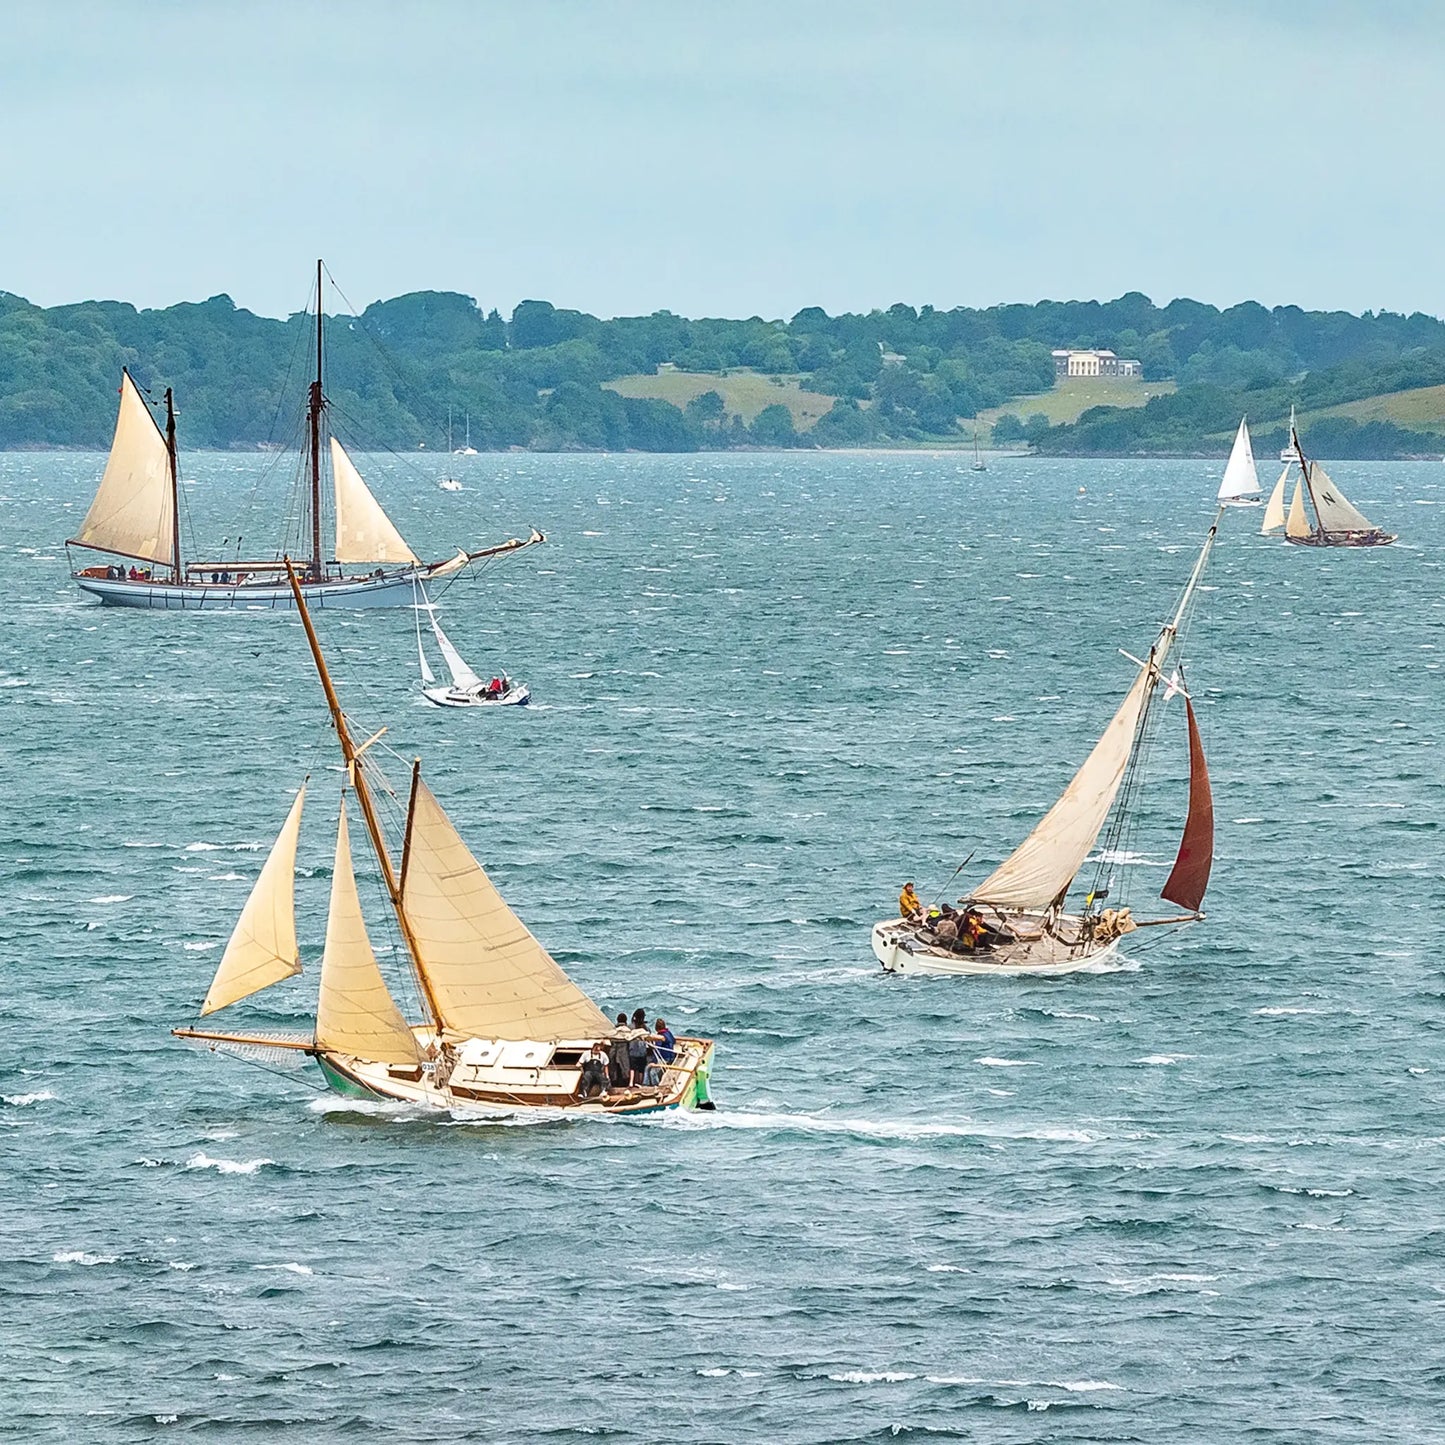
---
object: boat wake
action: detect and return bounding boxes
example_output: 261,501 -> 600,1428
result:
653,1107 -> 1102,1144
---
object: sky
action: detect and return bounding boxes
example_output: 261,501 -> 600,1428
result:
4,0 -> 1445,322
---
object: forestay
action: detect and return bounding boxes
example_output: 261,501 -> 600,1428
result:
401,779 -> 610,1041
315,801 -> 422,1065
201,787 -> 306,1015
331,438 -> 420,565
70,371 -> 176,565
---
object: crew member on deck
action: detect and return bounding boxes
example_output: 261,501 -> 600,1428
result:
578,1043 -> 609,1100
899,882 -> 923,922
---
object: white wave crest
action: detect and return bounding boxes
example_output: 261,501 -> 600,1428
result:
184,1153 -> 272,1175
88,895 -> 133,904
4,1090 -> 56,1106
827,1370 -> 918,1383
975,1056 -> 1038,1067
53,1250 -> 117,1266
657,1108 -> 1096,1144
254,1262 -> 313,1275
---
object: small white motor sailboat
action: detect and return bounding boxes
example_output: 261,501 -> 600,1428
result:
175,562 -> 713,1117
872,513 -> 1222,978
439,408 -> 464,490
1217,417 -> 1261,506
1261,415 -> 1396,547
413,582 -> 529,707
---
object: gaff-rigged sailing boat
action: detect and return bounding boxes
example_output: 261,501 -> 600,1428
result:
413,581 -> 530,708
67,262 -> 543,609
1261,416 -> 1396,547
872,515 -> 1221,977
175,562 -> 714,1116
1217,418 -> 1261,506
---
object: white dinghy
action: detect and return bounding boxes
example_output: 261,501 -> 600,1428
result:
413,581 -> 530,708
1217,418 -> 1261,507
873,514 -> 1222,978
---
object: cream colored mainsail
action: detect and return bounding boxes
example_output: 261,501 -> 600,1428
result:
315,800 -> 422,1064
1286,479 -> 1313,539
200,787 -> 307,1015
331,438 -> 420,565
970,668 -> 1152,911
1262,469 -> 1288,533
71,371 -> 176,565
1308,464 -> 1376,533
401,778 -> 610,1041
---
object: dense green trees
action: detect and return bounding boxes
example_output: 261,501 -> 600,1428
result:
3,280 -> 1445,452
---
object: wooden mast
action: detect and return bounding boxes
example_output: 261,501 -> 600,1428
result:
308,259 -> 324,581
282,558 -> 444,1035
164,386 -> 182,583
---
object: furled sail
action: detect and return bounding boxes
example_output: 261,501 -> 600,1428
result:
1160,697 -> 1214,912
1217,419 -> 1260,502
1261,469 -> 1288,533
1286,480 -> 1313,539
400,778 -> 610,1041
200,787 -> 306,1015
331,438 -> 420,565
69,371 -> 176,565
1308,464 -> 1376,534
970,668 -> 1152,912
315,799 -> 422,1065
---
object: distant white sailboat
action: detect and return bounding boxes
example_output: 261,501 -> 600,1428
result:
971,423 -> 987,472
439,409 -> 463,491
455,412 -> 479,456
1216,418 -> 1261,507
413,582 -> 529,707
1279,405 -> 1298,463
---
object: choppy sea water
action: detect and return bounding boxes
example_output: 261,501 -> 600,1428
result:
1,449 -> 1442,1442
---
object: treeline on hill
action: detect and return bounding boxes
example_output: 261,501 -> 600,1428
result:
2,287 -> 1445,453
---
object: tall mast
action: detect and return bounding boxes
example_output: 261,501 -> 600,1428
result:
308,259 -> 324,581
164,386 -> 182,583
283,558 -> 444,1034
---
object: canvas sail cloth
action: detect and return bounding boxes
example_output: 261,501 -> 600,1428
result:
1286,480 -> 1313,539
400,779 -> 610,1041
331,438 -> 420,565
201,787 -> 307,1015
1308,464 -> 1377,533
1217,419 -> 1260,503
1160,697 -> 1214,912
70,371 -> 176,566
315,800 -> 422,1065
1262,469 -> 1289,533
969,668 -> 1153,912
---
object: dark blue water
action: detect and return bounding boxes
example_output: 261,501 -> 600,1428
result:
1,450 -> 1441,1441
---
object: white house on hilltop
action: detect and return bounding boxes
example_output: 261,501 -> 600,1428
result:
1052,348 -> 1142,379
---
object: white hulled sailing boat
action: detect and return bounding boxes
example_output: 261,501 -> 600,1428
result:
456,412 -> 479,455
438,407 -> 463,491
1217,418 -> 1261,506
1260,413 -> 1395,547
872,515 -> 1221,977
175,562 -> 713,1116
971,423 -> 988,472
67,262 -> 542,608
413,581 -> 530,707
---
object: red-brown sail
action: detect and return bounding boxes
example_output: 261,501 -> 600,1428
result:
1160,697 -> 1213,912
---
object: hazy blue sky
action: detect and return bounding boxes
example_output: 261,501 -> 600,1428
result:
4,1 -> 1443,320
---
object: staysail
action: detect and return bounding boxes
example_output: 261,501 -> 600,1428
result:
971,667 -> 1152,912
400,778 -> 610,1041
1286,480 -> 1313,539
331,438 -> 420,565
1217,419 -> 1260,503
1308,463 -> 1376,534
315,800 -> 422,1064
1262,469 -> 1288,533
1160,697 -> 1214,912
70,371 -> 176,566
200,787 -> 307,1015
428,612 -> 484,692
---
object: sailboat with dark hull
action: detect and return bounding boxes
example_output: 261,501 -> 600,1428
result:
872,515 -> 1221,977
174,562 -> 715,1116
1261,417 -> 1396,548
67,262 -> 542,609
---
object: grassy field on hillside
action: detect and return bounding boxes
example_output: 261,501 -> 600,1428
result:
1296,384 -> 1445,435
979,376 -> 1175,430
604,370 -> 836,428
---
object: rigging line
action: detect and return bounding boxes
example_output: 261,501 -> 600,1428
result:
210,1044 -> 329,1093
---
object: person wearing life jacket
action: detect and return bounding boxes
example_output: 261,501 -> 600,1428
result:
898,882 -> 923,922
962,908 -> 988,950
